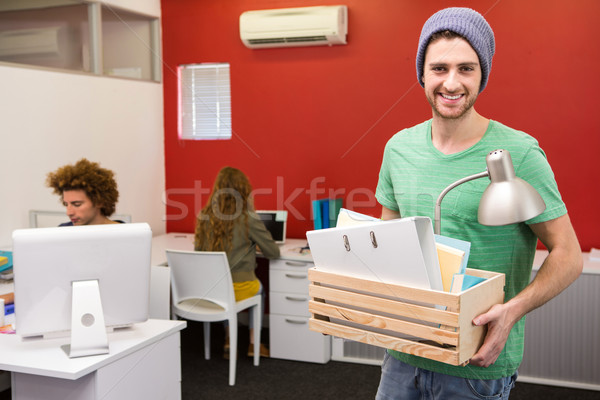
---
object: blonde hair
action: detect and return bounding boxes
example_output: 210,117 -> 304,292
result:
194,167 -> 254,252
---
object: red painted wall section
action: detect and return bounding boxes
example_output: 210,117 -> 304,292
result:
161,0 -> 600,251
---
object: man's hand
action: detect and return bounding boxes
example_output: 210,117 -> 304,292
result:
468,302 -> 515,367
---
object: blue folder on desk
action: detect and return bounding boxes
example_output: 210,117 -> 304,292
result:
312,198 -> 343,230
0,251 -> 13,273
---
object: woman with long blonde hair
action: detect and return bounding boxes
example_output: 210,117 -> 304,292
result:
195,166 -> 280,358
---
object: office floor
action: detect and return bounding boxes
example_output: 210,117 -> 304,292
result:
177,321 -> 599,400
1,320 -> 598,399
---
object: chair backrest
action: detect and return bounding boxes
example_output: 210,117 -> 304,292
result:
166,250 -> 236,310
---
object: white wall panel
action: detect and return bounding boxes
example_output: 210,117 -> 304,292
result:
0,62 -> 165,246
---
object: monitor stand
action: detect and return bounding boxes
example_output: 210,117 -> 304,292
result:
61,280 -> 110,358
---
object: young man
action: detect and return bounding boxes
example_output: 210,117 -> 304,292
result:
46,158 -> 122,226
0,161 -> 122,332
375,8 -> 582,399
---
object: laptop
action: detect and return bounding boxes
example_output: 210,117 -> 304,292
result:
256,210 -> 288,244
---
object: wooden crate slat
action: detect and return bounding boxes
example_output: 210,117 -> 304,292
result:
309,284 -> 459,326
455,271 -> 505,364
307,267 -> 505,366
464,268 -> 498,279
308,268 -> 459,309
309,318 -> 460,365
309,300 -> 459,346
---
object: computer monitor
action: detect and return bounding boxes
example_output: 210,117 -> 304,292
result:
255,210 -> 287,244
12,223 -> 152,357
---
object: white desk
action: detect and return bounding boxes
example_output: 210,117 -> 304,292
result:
150,233 -> 313,266
0,319 -> 186,399
151,233 -> 195,266
150,233 -> 195,320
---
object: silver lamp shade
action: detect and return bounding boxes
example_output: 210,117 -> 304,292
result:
434,149 -> 546,235
478,149 -> 546,226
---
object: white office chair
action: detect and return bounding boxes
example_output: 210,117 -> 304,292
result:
166,249 -> 261,386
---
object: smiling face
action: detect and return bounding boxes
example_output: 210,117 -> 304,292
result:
422,37 -> 482,120
62,189 -> 106,226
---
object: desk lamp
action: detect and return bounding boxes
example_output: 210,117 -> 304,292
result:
434,149 -> 546,235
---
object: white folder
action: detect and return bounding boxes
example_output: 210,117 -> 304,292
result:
306,216 -> 443,291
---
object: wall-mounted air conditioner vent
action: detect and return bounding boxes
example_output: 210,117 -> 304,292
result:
0,27 -> 61,57
240,5 -> 348,49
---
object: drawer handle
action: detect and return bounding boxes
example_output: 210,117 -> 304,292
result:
285,261 -> 308,267
285,296 -> 307,302
285,318 -> 307,325
285,273 -> 307,279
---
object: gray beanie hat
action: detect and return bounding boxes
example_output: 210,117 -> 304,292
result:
416,7 -> 495,93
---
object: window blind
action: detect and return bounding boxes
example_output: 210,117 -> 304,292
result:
178,63 -> 231,140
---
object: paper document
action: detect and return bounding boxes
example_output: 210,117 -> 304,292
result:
336,208 -> 379,227
436,243 -> 465,292
434,234 -> 471,291
307,216 -> 443,291
450,273 -> 486,293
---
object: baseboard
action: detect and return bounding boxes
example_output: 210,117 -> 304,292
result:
517,375 -> 600,392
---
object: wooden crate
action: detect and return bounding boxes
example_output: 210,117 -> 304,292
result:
308,267 -> 505,366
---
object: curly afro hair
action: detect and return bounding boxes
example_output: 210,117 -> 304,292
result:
46,158 -> 119,217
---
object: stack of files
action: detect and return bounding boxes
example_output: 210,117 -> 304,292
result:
313,208 -> 474,293
308,209 -> 474,341
312,198 -> 343,229
307,215 -> 443,291
434,235 -> 471,292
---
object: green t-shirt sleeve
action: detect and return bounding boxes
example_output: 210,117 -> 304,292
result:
375,140 -> 400,213
514,143 -> 567,225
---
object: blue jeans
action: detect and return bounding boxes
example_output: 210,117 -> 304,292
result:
376,352 -> 517,400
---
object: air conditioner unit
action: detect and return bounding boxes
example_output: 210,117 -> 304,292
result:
239,5 -> 347,49
0,27 -> 61,57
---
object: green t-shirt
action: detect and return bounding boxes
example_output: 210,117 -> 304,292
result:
375,119 -> 566,379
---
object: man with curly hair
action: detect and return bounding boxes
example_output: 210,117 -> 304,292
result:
46,158 -> 122,226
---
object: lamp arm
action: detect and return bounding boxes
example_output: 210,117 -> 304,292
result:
434,171 -> 489,235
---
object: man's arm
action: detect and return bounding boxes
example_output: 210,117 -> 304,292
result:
381,206 -> 400,221
469,213 -> 582,367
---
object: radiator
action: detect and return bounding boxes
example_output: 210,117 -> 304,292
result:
519,268 -> 600,390
331,337 -> 385,365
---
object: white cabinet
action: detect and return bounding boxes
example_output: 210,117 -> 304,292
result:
11,332 -> 182,400
269,258 -> 330,363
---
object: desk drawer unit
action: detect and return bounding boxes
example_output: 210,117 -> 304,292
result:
269,259 -> 330,363
269,291 -> 310,317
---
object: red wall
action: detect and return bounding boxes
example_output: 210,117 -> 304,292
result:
161,0 -> 600,251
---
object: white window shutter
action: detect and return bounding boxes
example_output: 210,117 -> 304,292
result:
178,63 -> 231,140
